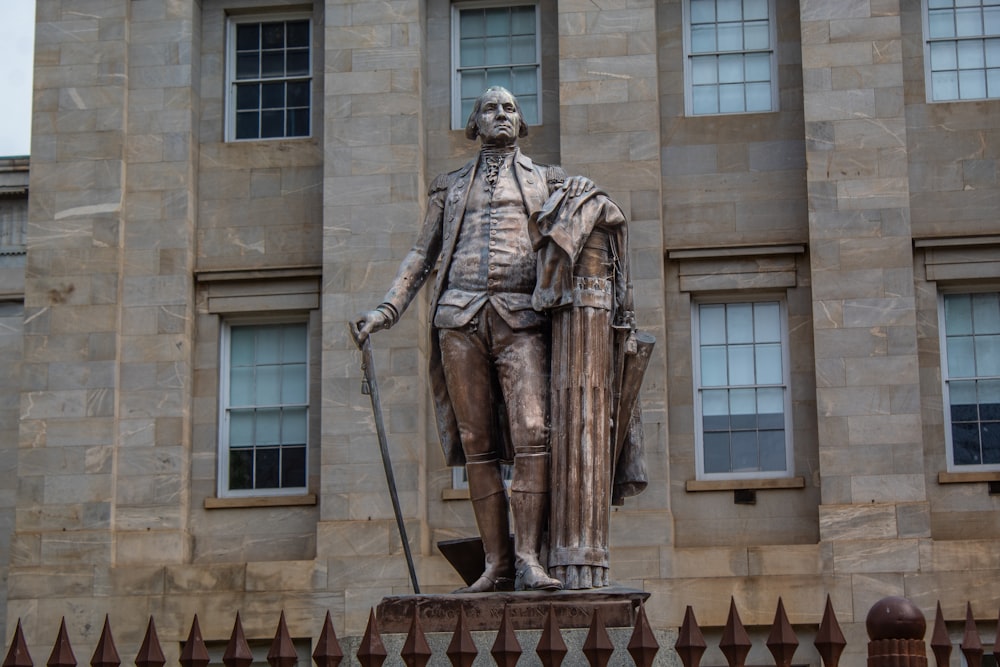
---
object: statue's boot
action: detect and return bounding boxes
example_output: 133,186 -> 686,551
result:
511,453 -> 563,592
452,459 -> 514,593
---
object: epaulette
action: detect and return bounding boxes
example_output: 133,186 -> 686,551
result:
427,172 -> 450,196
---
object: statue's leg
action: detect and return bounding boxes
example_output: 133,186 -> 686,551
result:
495,323 -> 562,591
439,323 -> 514,593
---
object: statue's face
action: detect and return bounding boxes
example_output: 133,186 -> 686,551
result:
475,90 -> 521,147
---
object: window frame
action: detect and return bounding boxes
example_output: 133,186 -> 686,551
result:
921,0 -> 1000,103
218,316 -> 311,498
691,296 -> 795,481
681,0 -> 780,117
450,0 -> 542,130
225,12 -> 313,142
938,290 -> 1000,472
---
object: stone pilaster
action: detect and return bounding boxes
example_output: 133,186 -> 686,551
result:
320,0 -> 429,632
556,0 -> 671,574
799,0 -> 928,548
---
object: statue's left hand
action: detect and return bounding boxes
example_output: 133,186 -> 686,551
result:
565,175 -> 596,198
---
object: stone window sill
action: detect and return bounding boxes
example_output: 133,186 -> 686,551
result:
938,471 -> 1000,484
686,477 -> 805,492
204,494 -> 317,509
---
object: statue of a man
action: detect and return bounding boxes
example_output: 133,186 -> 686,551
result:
356,86 -> 647,593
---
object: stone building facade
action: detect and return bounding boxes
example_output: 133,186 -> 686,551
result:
1,0 -> 999,665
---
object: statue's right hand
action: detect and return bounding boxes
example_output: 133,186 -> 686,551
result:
351,308 -> 393,347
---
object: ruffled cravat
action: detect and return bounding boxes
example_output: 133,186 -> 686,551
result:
479,147 -> 514,194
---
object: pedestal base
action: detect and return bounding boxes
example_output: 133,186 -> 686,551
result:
375,586 -> 649,633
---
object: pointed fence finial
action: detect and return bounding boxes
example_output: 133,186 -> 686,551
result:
357,610 -> 387,667
179,616 -> 210,667
3,619 -> 33,667
582,608 -> 614,667
401,606 -> 431,667
490,605 -> 522,667
766,598 -> 798,667
90,617 -> 120,667
815,595 -> 846,667
445,607 -> 476,667
46,619 -> 76,667
720,598 -> 752,667
962,603 -> 984,667
628,601 -> 660,667
536,606 -> 568,667
930,602 -> 952,667
311,612 -> 342,667
223,613 -> 254,667
267,612 -> 298,667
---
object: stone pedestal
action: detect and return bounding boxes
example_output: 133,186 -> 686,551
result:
376,587 -> 649,632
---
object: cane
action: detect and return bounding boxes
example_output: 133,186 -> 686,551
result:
349,321 -> 421,594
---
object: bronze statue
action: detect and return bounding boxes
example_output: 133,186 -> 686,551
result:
356,86 -> 648,593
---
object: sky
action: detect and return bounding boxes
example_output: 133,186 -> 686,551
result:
0,1 -> 36,157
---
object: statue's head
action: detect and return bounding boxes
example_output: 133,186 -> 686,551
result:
465,86 -> 529,145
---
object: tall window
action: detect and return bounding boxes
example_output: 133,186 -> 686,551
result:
693,301 -> 792,478
227,15 -> 312,141
683,0 -> 778,115
220,322 -> 309,496
941,293 -> 1000,469
923,0 -> 1000,101
452,2 -> 541,129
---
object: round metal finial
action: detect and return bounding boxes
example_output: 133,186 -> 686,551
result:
865,597 -> 927,641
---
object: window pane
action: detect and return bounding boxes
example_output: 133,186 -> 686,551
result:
517,95 -> 538,125
932,69 -> 960,99
287,50 -> 309,76
959,68 -> 987,97
692,85 -> 719,113
690,0 -> 716,23
461,38 -> 485,67
929,9 -> 957,38
236,84 -> 259,111
986,7 -> 1000,33
953,422 -> 982,464
988,39 -> 1000,66
283,407 -> 308,444
485,7 -> 509,36
743,0 -> 768,21
759,429 -> 786,471
745,52 -> 771,81
948,336 -> 976,377
236,111 -> 259,139
288,108 -> 309,137
256,409 -> 281,445
286,20 -> 309,47
511,35 -> 536,62
754,302 -> 781,341
728,345 -> 755,384
692,56 -> 718,84
717,22 -> 744,51
691,24 -> 717,52
975,334 -> 1000,375
229,410 -> 254,446
731,431 -> 758,471
261,82 -> 284,108
972,293 -> 1000,333
282,446 -> 307,487
282,364 -> 308,404
757,387 -> 785,429
956,7 -> 984,36
729,388 -> 757,429
700,304 -> 727,344
484,36 -> 510,65
755,343 -> 783,384
946,294 -> 974,335
744,21 -> 770,50
719,83 -> 746,111
485,67 -> 512,89
237,24 -> 259,50
719,54 -> 744,82
460,10 -> 485,38
261,52 -> 284,78
231,327 -> 255,364
981,422 -> 1000,463
958,39 -> 986,68
287,81 -> 309,107
703,389 -> 730,429
746,82 -> 772,111
931,41 -> 958,70
989,67 -> 1000,95
229,450 -> 253,490
256,448 -> 280,488
236,53 -> 259,80
701,346 -> 729,386
255,365 -> 281,404
261,110 -> 284,138
950,379 -> 979,421
461,71 -> 487,98
511,6 -> 535,33
704,432 -> 731,473
718,0 -> 743,22
230,366 -> 254,406
980,379 -> 1000,419
511,66 -> 537,95
727,303 -> 753,343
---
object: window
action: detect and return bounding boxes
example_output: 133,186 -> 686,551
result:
452,2 -> 541,129
683,0 -> 778,115
923,0 -> 1000,101
219,321 -> 309,496
941,293 -> 1000,469
452,464 -> 513,490
692,300 -> 792,478
227,15 -> 312,141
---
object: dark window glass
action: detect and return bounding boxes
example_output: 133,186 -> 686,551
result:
256,448 -> 281,488
229,450 -> 253,490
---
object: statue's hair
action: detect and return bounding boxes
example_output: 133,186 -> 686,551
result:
464,86 -> 530,141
